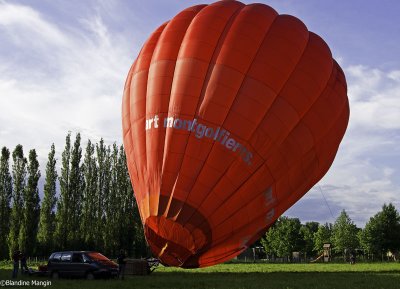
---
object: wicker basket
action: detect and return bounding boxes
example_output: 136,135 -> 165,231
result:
124,259 -> 150,275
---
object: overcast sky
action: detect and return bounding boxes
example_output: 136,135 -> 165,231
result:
1,0 -> 399,227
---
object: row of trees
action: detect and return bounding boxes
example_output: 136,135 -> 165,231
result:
1,132 -> 399,262
0,133 -> 147,260
261,204 -> 400,261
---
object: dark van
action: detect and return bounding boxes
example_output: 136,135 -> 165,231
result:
47,251 -> 119,279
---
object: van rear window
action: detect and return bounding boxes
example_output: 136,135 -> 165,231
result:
51,253 -> 61,262
61,253 -> 72,262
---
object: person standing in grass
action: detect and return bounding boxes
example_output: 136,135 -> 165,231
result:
350,250 -> 356,265
117,250 -> 127,280
11,250 -> 20,278
20,253 -> 29,274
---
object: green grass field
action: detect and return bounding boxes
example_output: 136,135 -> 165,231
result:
1,262 -> 399,289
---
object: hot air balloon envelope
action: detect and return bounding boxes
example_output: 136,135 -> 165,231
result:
122,0 -> 349,268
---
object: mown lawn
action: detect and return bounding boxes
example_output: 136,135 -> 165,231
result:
1,262 -> 399,289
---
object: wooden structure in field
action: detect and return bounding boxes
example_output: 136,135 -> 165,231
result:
323,243 -> 332,262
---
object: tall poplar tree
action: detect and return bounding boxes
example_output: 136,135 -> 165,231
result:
37,144 -> 58,256
8,145 -> 27,257
103,144 -> 120,255
19,149 -> 41,256
67,133 -> 84,248
0,147 -> 12,259
96,139 -> 110,250
81,140 -> 98,249
55,133 -> 71,249
103,144 -> 140,257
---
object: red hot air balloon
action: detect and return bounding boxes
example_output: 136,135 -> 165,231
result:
122,0 -> 349,268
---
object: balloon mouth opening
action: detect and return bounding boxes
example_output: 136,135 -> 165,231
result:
145,215 -> 202,267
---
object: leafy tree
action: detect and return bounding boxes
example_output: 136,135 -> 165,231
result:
19,149 -> 41,256
332,210 -> 359,255
81,140 -> 98,249
55,133 -> 71,249
37,144 -> 58,256
0,147 -> 12,259
359,203 -> 400,259
313,223 -> 333,253
261,217 -> 303,260
300,221 -> 319,257
374,204 -> 400,256
359,212 -> 383,256
8,145 -> 27,257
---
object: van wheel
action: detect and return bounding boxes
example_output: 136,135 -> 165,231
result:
86,272 -> 95,280
51,271 -> 59,279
